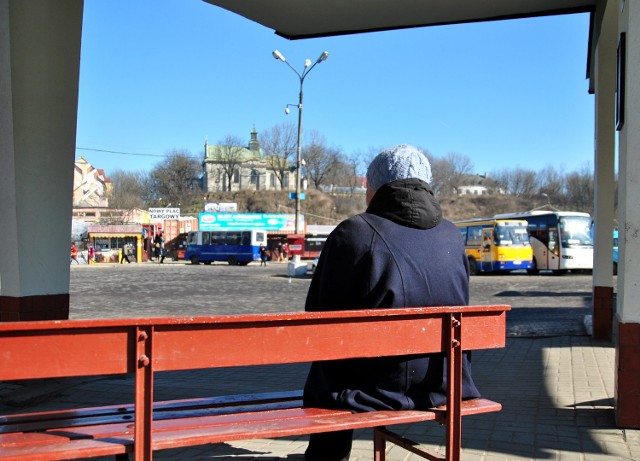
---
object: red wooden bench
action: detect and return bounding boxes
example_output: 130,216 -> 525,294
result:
0,305 -> 509,461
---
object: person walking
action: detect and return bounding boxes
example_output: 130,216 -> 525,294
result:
70,243 -> 79,264
259,244 -> 268,267
302,145 -> 481,461
88,244 -> 95,264
120,243 -> 132,264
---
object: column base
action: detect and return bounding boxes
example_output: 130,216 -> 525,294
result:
615,321 -> 640,428
593,285 -> 613,340
0,294 -> 69,321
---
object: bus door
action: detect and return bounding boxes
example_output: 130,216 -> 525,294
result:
547,227 -> 560,270
481,229 -> 493,272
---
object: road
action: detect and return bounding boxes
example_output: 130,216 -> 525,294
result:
70,262 -> 599,337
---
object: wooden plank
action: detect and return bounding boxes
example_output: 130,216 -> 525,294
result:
0,306 -> 511,333
0,438 -> 129,461
151,311 -> 507,370
0,328 -> 134,380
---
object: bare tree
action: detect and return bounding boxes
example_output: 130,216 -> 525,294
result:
565,163 -> 594,213
105,169 -> 150,224
213,135 -> 245,191
491,167 -> 537,196
107,169 -> 149,211
537,165 -> 565,204
261,122 -> 297,189
303,130 -> 340,189
427,151 -> 473,196
148,149 -> 201,205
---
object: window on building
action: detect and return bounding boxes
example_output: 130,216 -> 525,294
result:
234,169 -> 240,183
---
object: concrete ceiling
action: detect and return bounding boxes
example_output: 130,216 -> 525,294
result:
203,0 -> 595,40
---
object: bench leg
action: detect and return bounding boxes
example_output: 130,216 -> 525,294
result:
373,427 -> 386,461
374,427 -> 444,461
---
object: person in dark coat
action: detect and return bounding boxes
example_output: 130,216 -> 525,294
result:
303,144 -> 481,461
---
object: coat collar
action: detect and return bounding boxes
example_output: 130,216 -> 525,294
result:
366,178 -> 442,229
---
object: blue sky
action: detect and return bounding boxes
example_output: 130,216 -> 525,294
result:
76,1 -> 594,177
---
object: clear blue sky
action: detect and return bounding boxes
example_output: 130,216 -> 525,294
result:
76,0 -> 594,177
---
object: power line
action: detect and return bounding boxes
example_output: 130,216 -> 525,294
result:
76,147 -> 200,160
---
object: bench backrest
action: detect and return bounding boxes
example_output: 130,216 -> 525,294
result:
0,306 -> 508,381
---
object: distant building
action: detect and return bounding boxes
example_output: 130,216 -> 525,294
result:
456,174 -> 504,196
73,156 -> 111,207
203,128 -> 296,192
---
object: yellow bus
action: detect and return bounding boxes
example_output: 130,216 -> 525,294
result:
455,218 -> 533,275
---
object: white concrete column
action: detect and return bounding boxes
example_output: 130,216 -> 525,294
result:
592,0 -> 618,340
0,0 -> 84,320
616,0 -> 640,427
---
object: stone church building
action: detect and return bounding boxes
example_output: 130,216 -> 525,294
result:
203,128 -> 296,193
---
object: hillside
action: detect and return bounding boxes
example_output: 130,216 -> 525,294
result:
201,190 -> 545,225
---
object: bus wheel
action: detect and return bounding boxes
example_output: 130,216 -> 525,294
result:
468,257 -> 478,276
527,259 -> 539,275
190,256 -> 200,265
228,256 -> 238,266
203,261 -> 212,265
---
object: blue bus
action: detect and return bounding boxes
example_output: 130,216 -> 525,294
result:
185,229 -> 267,266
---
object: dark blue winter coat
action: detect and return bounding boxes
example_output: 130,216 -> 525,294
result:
303,178 -> 481,411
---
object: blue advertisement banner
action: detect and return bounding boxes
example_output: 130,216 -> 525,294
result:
198,213 -> 304,232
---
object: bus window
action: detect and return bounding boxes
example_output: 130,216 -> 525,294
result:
227,231 -> 241,245
467,226 -> 482,246
202,232 -> 211,245
548,228 -> 559,256
241,231 -> 251,245
495,223 -> 529,246
254,232 -> 266,245
211,232 -> 224,245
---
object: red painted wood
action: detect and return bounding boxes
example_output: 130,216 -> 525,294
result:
0,305 -> 509,461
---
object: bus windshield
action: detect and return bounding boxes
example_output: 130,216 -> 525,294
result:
494,223 -> 529,246
560,216 -> 593,247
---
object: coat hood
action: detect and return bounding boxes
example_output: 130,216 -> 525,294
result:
366,178 -> 442,229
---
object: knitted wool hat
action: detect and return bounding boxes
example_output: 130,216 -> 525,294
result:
366,144 -> 433,191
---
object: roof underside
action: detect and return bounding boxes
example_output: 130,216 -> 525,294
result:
203,0 -> 595,40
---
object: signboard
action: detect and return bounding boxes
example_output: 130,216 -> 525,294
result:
204,202 -> 238,212
149,208 -> 181,220
198,212 -> 304,232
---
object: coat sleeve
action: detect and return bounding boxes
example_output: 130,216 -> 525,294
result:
305,216 -> 375,312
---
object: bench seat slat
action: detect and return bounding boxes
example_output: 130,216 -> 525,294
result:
0,391 -> 304,434
0,437 -> 129,461
0,399 -> 500,460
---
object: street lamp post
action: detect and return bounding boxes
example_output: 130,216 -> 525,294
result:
272,49 -> 329,235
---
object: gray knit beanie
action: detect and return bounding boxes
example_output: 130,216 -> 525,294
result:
366,144 -> 433,191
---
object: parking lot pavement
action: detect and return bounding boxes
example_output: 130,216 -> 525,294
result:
70,262 -> 596,337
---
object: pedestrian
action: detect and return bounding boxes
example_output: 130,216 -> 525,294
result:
259,244 -> 268,267
302,144 -> 481,461
120,243 -> 132,264
159,241 -> 166,264
88,244 -> 95,264
154,233 -> 164,262
277,242 -> 284,262
282,242 -> 289,261
70,243 -> 79,264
